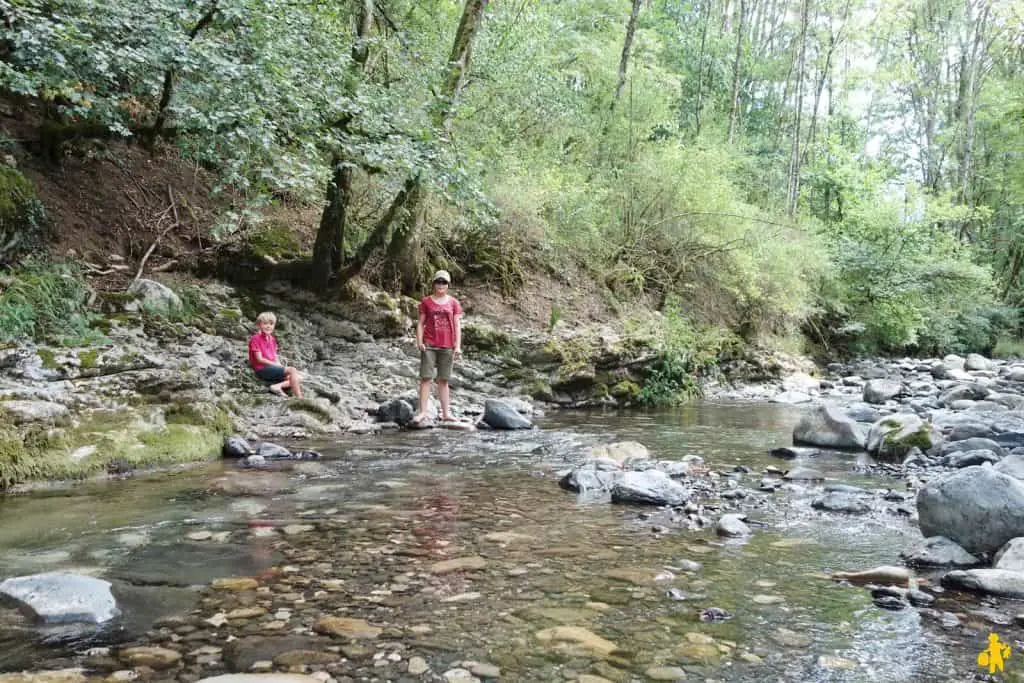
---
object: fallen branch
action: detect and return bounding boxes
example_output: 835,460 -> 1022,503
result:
131,187 -> 179,284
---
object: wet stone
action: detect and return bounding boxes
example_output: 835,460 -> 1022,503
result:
407,656 -> 429,675
644,666 -> 687,681
770,628 -> 812,648
118,646 -> 182,669
428,556 -> 488,574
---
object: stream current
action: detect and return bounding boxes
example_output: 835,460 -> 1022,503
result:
0,402 -> 1007,681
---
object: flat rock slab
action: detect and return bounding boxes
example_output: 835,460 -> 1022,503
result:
0,672 -> 88,683
942,569 -> 1024,598
196,677 -> 321,683
0,572 -> 119,624
314,616 -> 382,639
534,626 -> 617,656
429,556 -> 488,574
0,400 -> 69,424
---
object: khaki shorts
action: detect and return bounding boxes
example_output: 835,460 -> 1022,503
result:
420,347 -> 454,380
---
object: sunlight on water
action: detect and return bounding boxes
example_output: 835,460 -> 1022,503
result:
0,403 -> 995,679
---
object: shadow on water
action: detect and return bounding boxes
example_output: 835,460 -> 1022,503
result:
0,403 -> 1006,680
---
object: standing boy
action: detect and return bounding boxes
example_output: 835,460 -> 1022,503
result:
248,312 -> 304,398
412,270 -> 462,424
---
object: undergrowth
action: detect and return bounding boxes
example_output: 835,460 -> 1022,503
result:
0,259 -> 105,345
635,295 -> 740,406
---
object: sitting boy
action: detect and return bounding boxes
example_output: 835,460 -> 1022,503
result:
248,311 -> 304,398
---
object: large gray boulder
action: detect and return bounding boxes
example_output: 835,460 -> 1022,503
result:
942,449 -> 1000,469
937,437 -> 1007,459
0,572 -> 119,624
793,404 -> 866,450
995,454 -> 1024,481
865,413 -> 938,461
941,569 -> 1024,598
917,466 -> 1024,554
900,536 -> 981,568
965,353 -> 991,371
559,464 -> 620,494
125,278 -> 182,313
376,398 -> 414,426
994,538 -> 1024,571
610,470 -> 689,506
482,399 -> 533,430
863,379 -> 902,405
938,383 -> 991,406
0,400 -> 69,424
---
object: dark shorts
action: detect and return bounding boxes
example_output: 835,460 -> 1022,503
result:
420,347 -> 454,380
254,365 -> 286,382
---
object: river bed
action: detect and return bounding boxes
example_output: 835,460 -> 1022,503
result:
0,402 -> 1010,681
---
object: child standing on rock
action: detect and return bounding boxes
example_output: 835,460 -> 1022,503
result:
411,270 -> 462,425
248,312 -> 304,398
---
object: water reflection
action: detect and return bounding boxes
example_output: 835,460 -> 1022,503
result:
0,403 -> 988,680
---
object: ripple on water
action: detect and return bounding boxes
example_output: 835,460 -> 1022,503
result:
0,404 -> 987,679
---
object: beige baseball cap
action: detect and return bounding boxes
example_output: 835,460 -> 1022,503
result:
432,270 -> 451,283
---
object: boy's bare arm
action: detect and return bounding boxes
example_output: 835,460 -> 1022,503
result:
454,315 -> 462,357
416,313 -> 426,350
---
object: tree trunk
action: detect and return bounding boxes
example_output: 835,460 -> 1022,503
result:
310,0 -> 374,291
340,177 -> 417,283
386,0 -> 489,295
786,0 -> 810,217
310,158 -> 353,290
613,0 -> 644,107
726,0 -> 746,144
692,0 -> 713,133
149,2 -> 219,145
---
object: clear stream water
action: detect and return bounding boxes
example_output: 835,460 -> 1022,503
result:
0,403 -> 1012,681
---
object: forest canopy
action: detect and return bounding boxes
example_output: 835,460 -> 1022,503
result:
2,0 -> 1023,356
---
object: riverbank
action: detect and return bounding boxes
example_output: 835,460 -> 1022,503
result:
0,271 -> 816,491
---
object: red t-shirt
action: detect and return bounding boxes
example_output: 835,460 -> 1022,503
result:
248,332 -> 278,371
419,296 -> 462,349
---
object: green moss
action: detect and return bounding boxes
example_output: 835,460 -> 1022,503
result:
462,322 -> 516,355
165,403 -> 235,436
527,379 -> 555,402
78,348 -> 100,370
0,167 -> 48,265
883,424 -> 933,450
610,380 -> 641,401
288,398 -> 332,423
249,221 -> 304,260
0,408 -> 224,490
37,347 -> 59,370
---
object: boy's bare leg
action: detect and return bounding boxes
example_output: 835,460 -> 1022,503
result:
412,378 -> 431,423
269,380 -> 288,397
438,379 -> 452,420
286,367 -> 303,398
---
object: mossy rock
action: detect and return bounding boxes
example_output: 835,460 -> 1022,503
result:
527,379 -> 555,402
610,380 -> 642,401
36,347 -> 60,370
165,402 -> 235,435
462,321 -> 516,355
0,408 -> 225,490
288,398 -> 333,424
248,221 -> 305,261
0,166 -> 48,265
77,348 -> 100,370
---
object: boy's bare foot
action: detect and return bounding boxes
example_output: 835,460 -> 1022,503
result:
410,412 -> 427,425
269,386 -> 287,397
440,415 -> 456,422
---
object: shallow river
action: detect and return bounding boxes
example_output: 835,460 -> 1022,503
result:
0,403 -> 1011,681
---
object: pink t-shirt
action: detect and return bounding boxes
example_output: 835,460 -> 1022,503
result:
419,296 -> 462,348
248,332 -> 278,371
